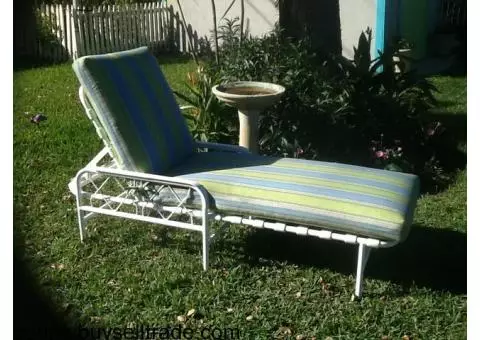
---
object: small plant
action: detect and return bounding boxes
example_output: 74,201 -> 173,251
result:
216,17 -> 242,47
174,66 -> 237,143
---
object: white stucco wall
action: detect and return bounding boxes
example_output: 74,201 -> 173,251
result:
171,0 -> 383,60
170,0 -> 278,43
339,0 -> 377,60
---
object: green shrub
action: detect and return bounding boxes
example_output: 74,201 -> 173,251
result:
326,29 -> 456,188
208,25 -> 349,160
174,66 -> 237,143
179,22 -> 455,190
35,9 -> 61,46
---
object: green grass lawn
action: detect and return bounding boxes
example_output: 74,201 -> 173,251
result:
14,59 -> 466,339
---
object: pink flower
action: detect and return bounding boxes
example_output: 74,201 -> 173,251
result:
375,151 -> 385,158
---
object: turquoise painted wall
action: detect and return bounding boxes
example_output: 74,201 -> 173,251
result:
343,0 -> 432,60
376,0 -> 430,60
375,0 -> 386,58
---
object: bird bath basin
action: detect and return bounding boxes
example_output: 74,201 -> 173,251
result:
212,81 -> 285,153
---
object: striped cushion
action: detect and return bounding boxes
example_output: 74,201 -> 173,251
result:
167,152 -> 420,242
72,47 -> 194,174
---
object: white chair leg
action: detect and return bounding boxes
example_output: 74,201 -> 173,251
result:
76,207 -> 86,242
352,243 -> 371,300
75,176 -> 86,242
202,217 -> 210,271
75,186 -> 86,242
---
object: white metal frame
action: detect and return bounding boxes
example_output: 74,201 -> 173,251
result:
71,86 -> 398,299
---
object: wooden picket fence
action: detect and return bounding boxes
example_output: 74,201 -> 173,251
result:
15,2 -> 200,62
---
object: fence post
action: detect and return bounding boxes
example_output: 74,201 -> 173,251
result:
38,3 -> 45,60
46,4 -> 53,60
114,5 -> 119,52
65,4 -> 71,58
105,5 -> 112,52
92,6 -> 99,54
72,1 -> 81,58
23,1 -> 201,60
154,2 -> 160,52
167,5 -> 174,51
60,4 -> 68,60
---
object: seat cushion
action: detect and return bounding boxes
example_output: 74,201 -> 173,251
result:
166,152 -> 420,242
72,47 -> 194,174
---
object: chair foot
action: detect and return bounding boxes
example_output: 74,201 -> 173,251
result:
353,243 -> 371,299
202,224 -> 209,271
75,179 -> 86,242
202,236 -> 209,271
77,208 -> 86,242
351,294 -> 361,302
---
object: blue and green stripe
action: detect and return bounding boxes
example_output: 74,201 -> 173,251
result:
167,152 -> 420,242
72,46 -> 194,174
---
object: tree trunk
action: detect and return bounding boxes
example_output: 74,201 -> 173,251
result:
240,0 -> 245,45
176,0 -> 198,65
278,0 -> 342,55
210,0 -> 219,64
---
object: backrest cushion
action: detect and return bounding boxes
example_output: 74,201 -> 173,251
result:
72,47 -> 194,174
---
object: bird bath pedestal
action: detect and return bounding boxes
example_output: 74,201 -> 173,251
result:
212,81 -> 285,154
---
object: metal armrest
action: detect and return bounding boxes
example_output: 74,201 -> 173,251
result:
73,164 -> 211,264
195,141 -> 250,154
85,147 -> 111,169
76,166 -> 207,195
178,105 -> 248,154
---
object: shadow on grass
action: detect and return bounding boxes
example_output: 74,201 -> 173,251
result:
13,51 -> 194,72
14,204 -> 82,339
14,56 -> 69,72
150,220 -> 466,295
155,52 -> 194,65
419,110 -> 467,192
236,224 -> 466,295
14,253 -> 83,340
427,110 -> 467,147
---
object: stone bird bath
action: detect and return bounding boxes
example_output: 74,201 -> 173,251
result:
212,81 -> 285,154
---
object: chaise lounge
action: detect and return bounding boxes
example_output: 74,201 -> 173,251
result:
69,47 -> 420,299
